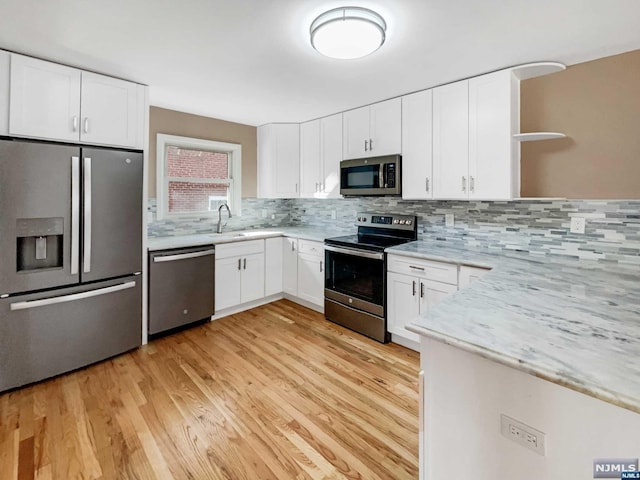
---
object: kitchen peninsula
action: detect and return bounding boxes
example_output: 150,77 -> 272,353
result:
393,240 -> 640,479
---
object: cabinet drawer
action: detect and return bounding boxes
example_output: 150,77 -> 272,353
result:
387,254 -> 458,285
216,239 -> 264,259
298,239 -> 323,257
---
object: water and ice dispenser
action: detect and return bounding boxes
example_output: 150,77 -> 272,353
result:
16,218 -> 64,272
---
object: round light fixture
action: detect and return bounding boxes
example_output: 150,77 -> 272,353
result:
310,6 -> 387,60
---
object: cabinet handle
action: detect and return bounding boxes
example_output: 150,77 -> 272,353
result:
425,177 -> 430,193
409,265 -> 425,271
470,176 -> 475,193
292,242 -> 295,252
369,139 -> 373,150
243,258 -> 247,270
295,183 -> 298,193
320,261 -> 323,273
462,176 -> 467,193
412,280 -> 417,296
364,139 -> 368,152
238,258 -> 241,270
83,117 -> 89,134
72,116 -> 78,132
420,282 -> 425,298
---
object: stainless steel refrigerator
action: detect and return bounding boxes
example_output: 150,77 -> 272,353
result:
0,139 -> 143,391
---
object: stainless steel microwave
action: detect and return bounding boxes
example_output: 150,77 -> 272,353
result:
340,155 -> 401,196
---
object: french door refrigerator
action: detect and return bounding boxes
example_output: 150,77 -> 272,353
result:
0,138 -> 143,391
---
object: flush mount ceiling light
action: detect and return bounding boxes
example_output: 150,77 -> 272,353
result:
310,6 -> 387,60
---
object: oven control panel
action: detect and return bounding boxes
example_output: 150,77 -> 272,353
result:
355,213 -> 417,230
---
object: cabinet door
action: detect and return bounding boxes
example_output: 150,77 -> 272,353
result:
468,70 -> 516,200
297,253 -> 324,307
402,90 -> 433,200
0,51 -> 9,135
387,272 -> 420,343
9,54 -> 81,142
265,237 -> 283,296
342,106 -> 370,160
321,113 -> 342,198
215,256 -> 242,311
257,124 -> 300,198
241,253 -> 265,303
80,72 -> 140,149
282,237 -> 298,296
421,279 -> 457,314
370,97 -> 402,157
300,119 -> 321,198
433,80 -> 469,199
458,265 -> 490,289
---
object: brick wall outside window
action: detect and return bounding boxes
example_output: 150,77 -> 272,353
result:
166,146 -> 230,213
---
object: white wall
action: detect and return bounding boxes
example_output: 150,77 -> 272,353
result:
420,337 -> 640,479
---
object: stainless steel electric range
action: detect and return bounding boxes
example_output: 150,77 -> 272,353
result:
324,213 -> 418,343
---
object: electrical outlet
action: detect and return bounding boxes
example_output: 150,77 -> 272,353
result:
570,216 -> 586,234
331,210 -> 337,220
445,213 -> 454,227
500,414 -> 545,456
261,209 -> 267,218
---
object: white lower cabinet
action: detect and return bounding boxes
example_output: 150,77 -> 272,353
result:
215,240 -> 265,312
387,254 -> 463,350
293,240 -> 324,309
265,237 -> 283,296
283,237 -> 298,296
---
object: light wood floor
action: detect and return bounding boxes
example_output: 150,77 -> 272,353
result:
0,300 -> 419,480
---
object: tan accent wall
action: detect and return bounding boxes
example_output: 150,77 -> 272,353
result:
520,49 -> 640,198
148,106 -> 257,198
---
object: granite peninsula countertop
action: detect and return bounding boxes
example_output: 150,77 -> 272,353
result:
147,227 -> 344,251
388,240 -> 640,414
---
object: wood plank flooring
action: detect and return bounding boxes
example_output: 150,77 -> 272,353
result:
0,300 -> 420,480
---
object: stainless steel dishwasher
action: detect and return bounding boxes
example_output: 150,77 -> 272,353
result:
148,246 -> 215,335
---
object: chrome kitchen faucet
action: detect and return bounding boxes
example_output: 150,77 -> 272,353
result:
217,203 -> 232,233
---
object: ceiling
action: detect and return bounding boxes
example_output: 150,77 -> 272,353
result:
1,0 -> 639,127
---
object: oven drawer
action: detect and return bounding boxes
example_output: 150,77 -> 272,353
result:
387,254 -> 458,285
298,239 -> 323,256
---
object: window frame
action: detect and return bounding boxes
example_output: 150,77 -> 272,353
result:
156,133 -> 242,220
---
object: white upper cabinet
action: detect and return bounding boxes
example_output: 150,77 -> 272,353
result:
8,53 -> 144,148
9,54 -> 81,142
432,79 -> 470,200
258,123 -> 300,198
468,69 -> 519,200
80,72 -> 144,149
433,71 -> 519,200
0,51 -> 10,135
320,113 -> 342,198
300,119 -> 322,198
300,113 -> 342,198
343,97 -> 401,159
402,89 -> 433,200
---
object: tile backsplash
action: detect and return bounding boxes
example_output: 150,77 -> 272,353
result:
149,197 -> 640,265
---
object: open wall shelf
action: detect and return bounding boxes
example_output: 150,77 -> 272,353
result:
513,132 -> 567,142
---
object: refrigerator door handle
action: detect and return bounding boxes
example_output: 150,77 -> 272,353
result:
83,157 -> 92,273
10,281 -> 136,311
71,156 -> 80,275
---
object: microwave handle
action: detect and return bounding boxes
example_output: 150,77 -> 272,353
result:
380,163 -> 385,188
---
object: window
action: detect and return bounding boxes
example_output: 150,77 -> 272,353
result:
156,134 -> 241,219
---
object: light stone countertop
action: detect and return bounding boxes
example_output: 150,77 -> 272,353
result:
388,240 -> 640,414
146,227 -> 343,251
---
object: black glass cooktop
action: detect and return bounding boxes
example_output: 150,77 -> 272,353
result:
325,234 -> 413,252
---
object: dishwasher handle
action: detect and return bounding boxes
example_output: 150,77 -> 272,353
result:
152,249 -> 216,263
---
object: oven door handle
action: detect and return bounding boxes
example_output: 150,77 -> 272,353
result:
324,245 -> 384,260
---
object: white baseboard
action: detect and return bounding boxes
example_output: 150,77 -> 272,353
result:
211,293 -> 284,321
390,333 -> 420,352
